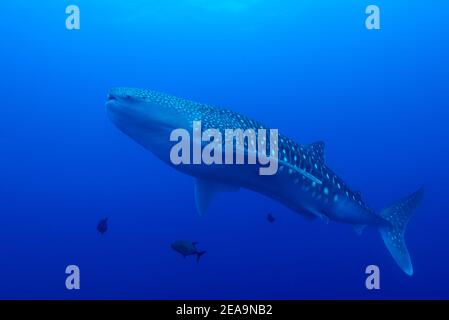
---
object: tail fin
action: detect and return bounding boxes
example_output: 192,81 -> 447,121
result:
196,251 -> 206,263
379,187 -> 424,276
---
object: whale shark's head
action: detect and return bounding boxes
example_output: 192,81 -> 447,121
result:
106,87 -> 189,132
106,87 -> 194,156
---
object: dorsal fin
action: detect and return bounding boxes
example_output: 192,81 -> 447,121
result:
308,141 -> 325,164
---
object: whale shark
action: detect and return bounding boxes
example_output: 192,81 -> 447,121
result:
106,87 -> 424,276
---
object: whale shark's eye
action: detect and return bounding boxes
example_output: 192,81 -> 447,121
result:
123,94 -> 140,102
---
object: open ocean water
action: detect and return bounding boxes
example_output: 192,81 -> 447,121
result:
0,0 -> 448,299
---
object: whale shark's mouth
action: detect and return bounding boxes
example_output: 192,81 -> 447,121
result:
105,94 -> 119,110
106,97 -> 179,134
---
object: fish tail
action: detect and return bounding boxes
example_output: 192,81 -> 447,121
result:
378,187 -> 424,276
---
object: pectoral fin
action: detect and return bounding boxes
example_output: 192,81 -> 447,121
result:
194,178 -> 240,216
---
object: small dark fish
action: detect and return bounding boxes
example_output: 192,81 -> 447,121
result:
97,218 -> 108,234
171,240 -> 206,263
267,213 -> 275,223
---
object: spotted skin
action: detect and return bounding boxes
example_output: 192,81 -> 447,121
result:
106,87 -> 423,275
108,88 -> 373,221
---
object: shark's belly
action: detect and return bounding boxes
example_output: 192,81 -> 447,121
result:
145,135 -> 383,225
180,161 -> 384,226
170,161 -> 322,220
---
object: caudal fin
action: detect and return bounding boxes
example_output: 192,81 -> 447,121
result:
379,187 -> 424,276
196,251 -> 206,263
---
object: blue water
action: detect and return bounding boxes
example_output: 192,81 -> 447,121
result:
1,0 -> 448,299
